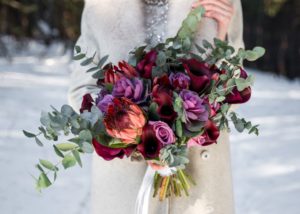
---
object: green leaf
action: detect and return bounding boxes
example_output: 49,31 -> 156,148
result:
97,55 -> 109,68
156,52 -> 167,67
245,47 -> 266,61
176,120 -> 183,138
53,145 -> 64,158
74,45 -> 81,53
61,105 -> 74,117
39,159 -> 56,171
73,53 -> 85,60
80,57 -> 94,66
195,43 -> 206,54
36,164 -> 45,173
35,137 -> 43,147
79,130 -> 93,142
235,78 -> 249,92
23,130 -> 36,138
72,150 -> 82,167
62,155 -> 77,169
56,143 -> 77,152
81,142 -> 94,153
202,40 -> 213,49
215,96 -> 226,103
86,67 -> 99,73
37,173 -> 52,190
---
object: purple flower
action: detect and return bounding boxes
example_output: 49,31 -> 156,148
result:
169,72 -> 191,90
180,89 -> 208,123
149,121 -> 175,145
97,94 -> 114,113
112,77 -> 144,102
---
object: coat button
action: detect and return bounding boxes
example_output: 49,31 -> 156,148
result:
201,150 -> 210,160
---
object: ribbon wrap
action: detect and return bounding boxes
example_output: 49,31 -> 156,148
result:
135,165 -> 176,214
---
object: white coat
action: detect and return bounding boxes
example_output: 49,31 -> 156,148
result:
68,0 -> 244,213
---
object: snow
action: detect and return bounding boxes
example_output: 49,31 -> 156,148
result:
0,49 -> 300,214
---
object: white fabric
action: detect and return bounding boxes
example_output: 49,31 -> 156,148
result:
68,0 -> 245,213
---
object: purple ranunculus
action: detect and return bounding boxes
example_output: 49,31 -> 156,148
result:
180,89 -> 209,123
169,72 -> 191,90
149,121 -> 175,145
112,77 -> 144,102
96,94 -> 114,113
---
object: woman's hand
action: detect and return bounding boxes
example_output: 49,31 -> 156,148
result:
192,0 -> 235,41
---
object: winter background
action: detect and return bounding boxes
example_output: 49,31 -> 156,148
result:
1,41 -> 300,214
1,0 -> 300,214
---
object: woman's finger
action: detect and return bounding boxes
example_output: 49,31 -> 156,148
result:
201,4 -> 232,19
204,11 -> 230,24
198,0 -> 233,12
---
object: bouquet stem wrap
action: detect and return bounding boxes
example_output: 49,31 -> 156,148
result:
136,166 -> 195,214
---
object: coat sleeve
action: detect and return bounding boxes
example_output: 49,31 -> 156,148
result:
68,4 -> 101,112
228,0 -> 245,50
228,0 -> 244,112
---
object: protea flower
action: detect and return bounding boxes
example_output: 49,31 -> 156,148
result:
118,61 -> 138,78
104,98 -> 146,144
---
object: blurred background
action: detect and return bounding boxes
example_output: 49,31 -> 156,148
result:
0,0 -> 299,214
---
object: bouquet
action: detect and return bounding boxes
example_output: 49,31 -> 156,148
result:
24,6 -> 264,202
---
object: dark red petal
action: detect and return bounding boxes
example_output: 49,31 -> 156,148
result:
92,139 -> 125,161
80,93 -> 94,113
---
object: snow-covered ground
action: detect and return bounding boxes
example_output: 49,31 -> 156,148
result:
0,52 -> 299,214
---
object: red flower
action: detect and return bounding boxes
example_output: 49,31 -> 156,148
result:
104,67 -> 123,84
137,50 -> 157,79
92,138 -> 134,161
80,93 -> 94,113
137,124 -> 162,159
152,85 -> 177,123
202,120 -> 220,146
182,59 -> 212,93
225,68 -> 251,104
104,98 -> 146,144
118,61 -> 138,78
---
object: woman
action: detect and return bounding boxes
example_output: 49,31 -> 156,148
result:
68,0 -> 244,213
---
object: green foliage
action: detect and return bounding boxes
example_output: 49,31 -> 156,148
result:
160,145 -> 189,168
230,112 -> 259,135
23,104 -> 105,190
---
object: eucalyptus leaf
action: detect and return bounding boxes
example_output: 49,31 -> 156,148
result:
23,130 -> 36,138
39,159 -> 55,171
73,53 -> 85,60
35,137 -> 43,147
53,145 -> 64,158
72,150 -> 82,167
56,143 -> 78,152
37,173 -> 52,190
81,142 -> 94,153
62,155 -> 76,169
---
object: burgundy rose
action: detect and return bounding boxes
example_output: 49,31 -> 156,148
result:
80,93 -> 94,113
169,72 -> 191,90
149,121 -> 175,145
137,124 -> 163,159
112,77 -> 145,103
92,138 -> 134,161
225,68 -> 251,104
182,59 -> 212,92
137,50 -> 157,79
202,120 -> 220,146
152,85 -> 177,123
